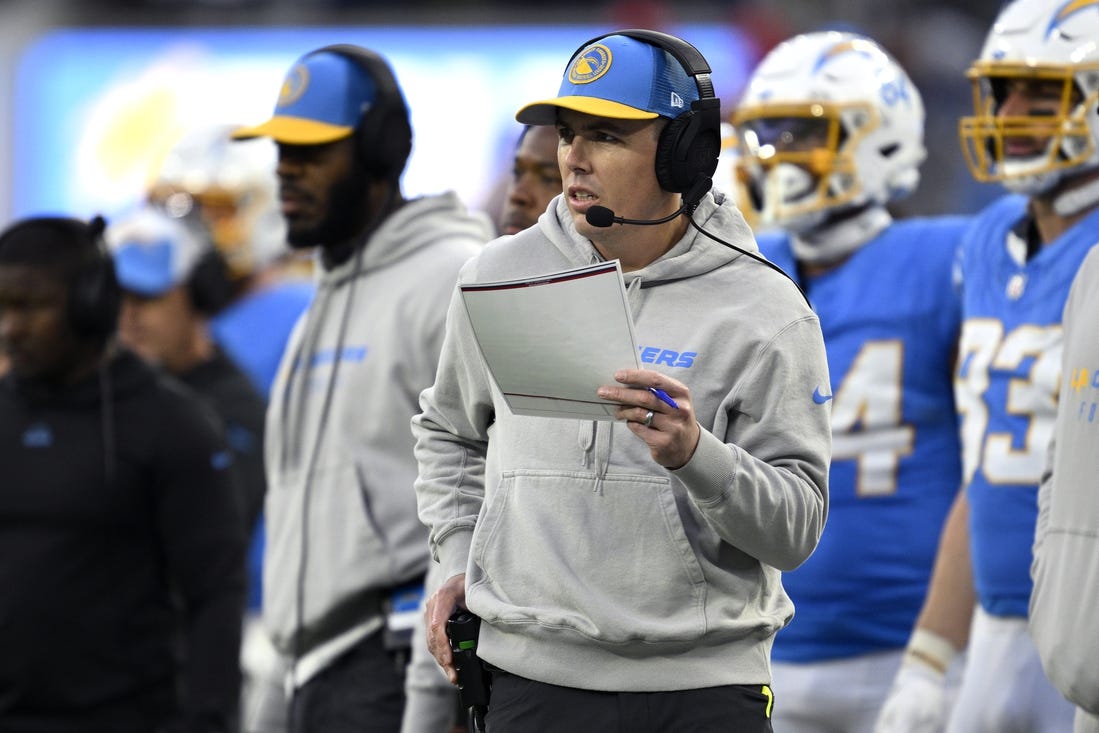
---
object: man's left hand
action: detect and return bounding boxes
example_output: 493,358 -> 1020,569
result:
598,368 -> 700,469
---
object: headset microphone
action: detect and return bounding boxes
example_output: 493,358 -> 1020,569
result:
585,205 -> 680,228
585,176 -> 712,228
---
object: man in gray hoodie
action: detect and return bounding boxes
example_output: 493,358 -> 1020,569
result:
414,29 -> 831,732
233,44 -> 491,733
1030,244 -> 1099,733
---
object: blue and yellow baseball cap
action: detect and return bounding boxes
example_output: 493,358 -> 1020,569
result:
107,207 -> 207,296
232,50 -> 378,145
516,34 -> 700,125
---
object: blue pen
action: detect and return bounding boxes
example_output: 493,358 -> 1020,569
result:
648,387 -> 679,410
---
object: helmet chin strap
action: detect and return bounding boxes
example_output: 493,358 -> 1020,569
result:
791,204 -> 892,266
1053,171 -> 1099,216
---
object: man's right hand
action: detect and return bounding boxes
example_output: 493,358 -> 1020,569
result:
875,661 -> 948,733
424,572 -> 467,684
874,629 -> 958,733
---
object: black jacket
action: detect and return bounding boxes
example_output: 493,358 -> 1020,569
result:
0,349 -> 246,733
178,347 -> 267,534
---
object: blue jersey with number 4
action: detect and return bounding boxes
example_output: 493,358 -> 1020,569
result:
760,216 -> 966,662
957,194 -> 1099,618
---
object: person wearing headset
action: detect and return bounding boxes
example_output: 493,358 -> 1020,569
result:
877,0 -> 1099,730
232,44 -> 492,733
414,29 -> 830,731
108,205 -> 267,538
0,215 -> 246,733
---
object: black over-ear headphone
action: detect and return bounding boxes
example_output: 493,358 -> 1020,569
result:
567,29 -> 722,194
0,215 -> 120,339
186,248 -> 235,317
70,215 -> 122,339
313,43 -> 413,182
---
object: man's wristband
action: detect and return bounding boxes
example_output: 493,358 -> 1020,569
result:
904,628 -> 958,676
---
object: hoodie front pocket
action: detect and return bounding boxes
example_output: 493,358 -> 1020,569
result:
471,469 -> 708,644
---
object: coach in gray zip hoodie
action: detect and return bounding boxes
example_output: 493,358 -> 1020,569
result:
414,30 -> 830,731
234,45 -> 491,732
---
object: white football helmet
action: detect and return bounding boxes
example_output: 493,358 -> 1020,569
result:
147,124 -> 288,281
732,31 -> 926,234
959,0 -> 1099,196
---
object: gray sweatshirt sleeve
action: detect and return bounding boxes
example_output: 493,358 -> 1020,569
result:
413,283 -> 493,582
672,314 -> 831,571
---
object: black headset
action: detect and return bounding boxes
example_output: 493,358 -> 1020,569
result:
567,29 -> 722,194
312,43 -> 413,182
70,219 -> 120,489
66,216 -> 123,340
186,248 -> 235,316
0,215 -> 120,340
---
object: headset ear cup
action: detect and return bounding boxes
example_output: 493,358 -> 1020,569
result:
357,104 -> 412,180
69,254 -> 121,339
655,113 -> 694,193
689,101 -> 722,181
655,100 -> 722,193
187,250 -> 235,316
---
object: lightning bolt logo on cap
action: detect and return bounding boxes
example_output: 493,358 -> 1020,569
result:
278,64 -> 309,108
568,44 -> 612,85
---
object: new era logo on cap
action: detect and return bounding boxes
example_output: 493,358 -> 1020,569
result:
516,33 -> 701,125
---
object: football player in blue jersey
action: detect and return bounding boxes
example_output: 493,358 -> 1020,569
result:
731,31 -> 969,733
877,1 -> 1099,731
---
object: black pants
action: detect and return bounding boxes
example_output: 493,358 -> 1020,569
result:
484,669 -> 774,732
288,631 -> 405,733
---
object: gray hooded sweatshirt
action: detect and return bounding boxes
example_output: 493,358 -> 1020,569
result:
1030,244 -> 1099,716
413,191 -> 831,692
264,191 -> 490,684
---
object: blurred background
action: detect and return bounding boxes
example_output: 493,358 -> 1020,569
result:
0,0 -> 1007,227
